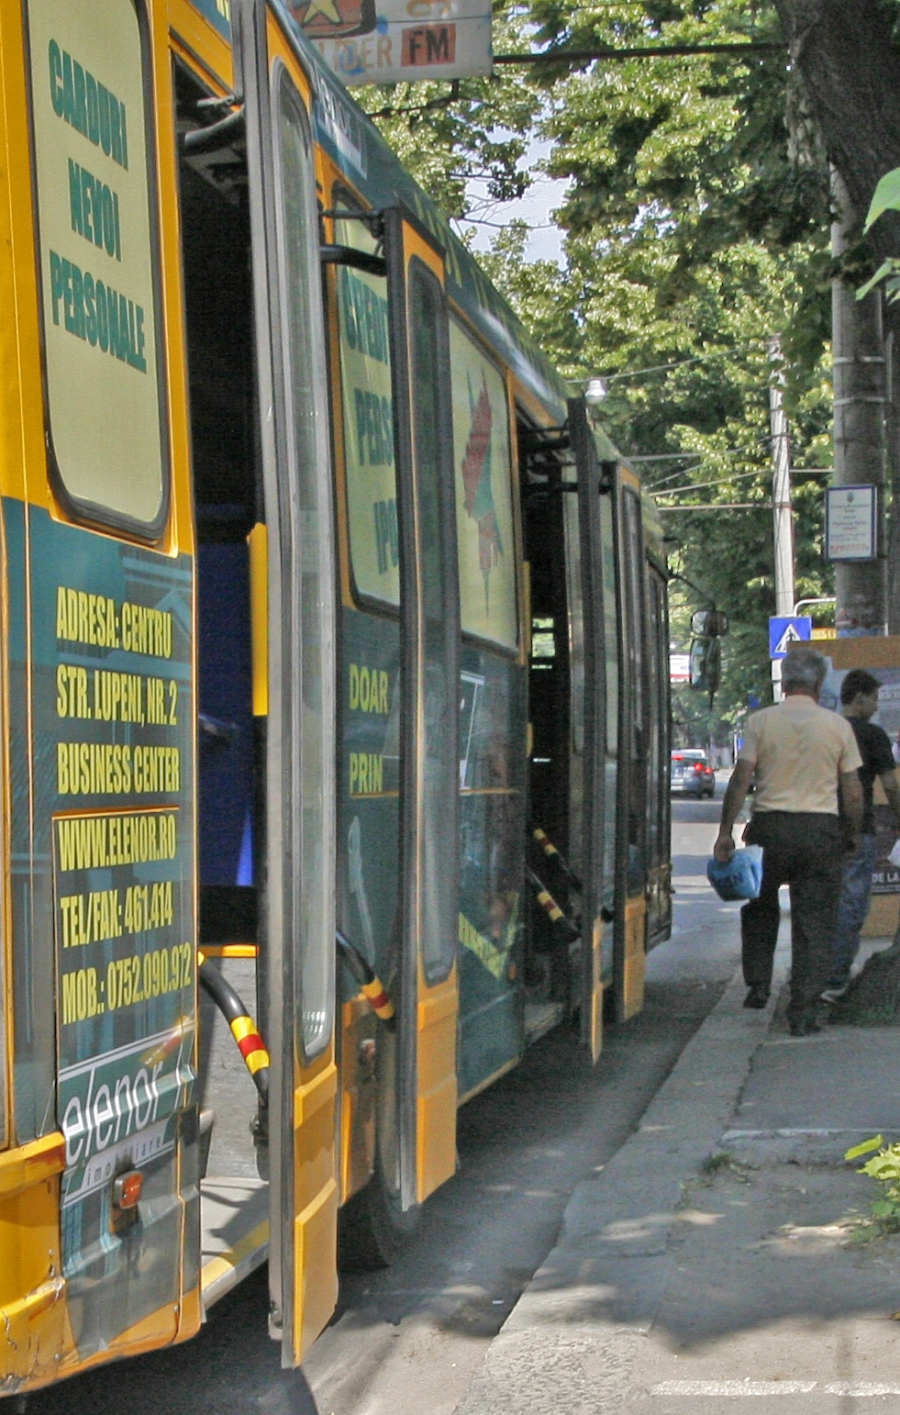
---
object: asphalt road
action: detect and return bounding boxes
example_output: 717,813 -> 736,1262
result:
26,790 -> 736,1415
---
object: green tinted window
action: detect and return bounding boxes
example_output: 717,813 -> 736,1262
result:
410,263 -> 458,985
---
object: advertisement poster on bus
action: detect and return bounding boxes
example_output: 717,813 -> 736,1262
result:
290,0 -> 493,87
27,0 -> 167,530
449,320 -> 518,651
336,226 -> 400,607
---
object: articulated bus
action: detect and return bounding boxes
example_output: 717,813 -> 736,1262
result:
0,0 -> 670,1397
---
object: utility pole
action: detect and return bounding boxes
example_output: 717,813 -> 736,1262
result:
768,336 -> 795,617
831,167 -> 887,635
768,336 -> 794,703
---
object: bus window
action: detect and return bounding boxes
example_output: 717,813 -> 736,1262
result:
274,74 -> 335,1058
622,488 -> 648,897
27,0 -> 168,535
449,321 -> 517,651
646,568 -> 667,871
336,214 -> 399,608
599,492 -> 619,946
408,261 -> 457,986
645,564 -> 672,947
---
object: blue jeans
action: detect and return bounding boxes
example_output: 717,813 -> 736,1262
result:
829,833 -> 879,988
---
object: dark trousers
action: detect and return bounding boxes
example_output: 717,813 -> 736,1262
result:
741,811 -> 844,1025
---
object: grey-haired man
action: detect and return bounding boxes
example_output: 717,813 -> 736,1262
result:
713,648 -> 864,1036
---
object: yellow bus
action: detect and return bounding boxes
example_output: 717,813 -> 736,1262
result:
0,0 -> 670,1399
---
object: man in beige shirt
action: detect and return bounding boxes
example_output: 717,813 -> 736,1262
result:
713,648 -> 863,1035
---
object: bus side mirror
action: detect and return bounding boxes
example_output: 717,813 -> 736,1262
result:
690,609 -> 729,638
689,637 -> 721,694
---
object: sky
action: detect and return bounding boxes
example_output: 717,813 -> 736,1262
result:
460,136 -> 569,264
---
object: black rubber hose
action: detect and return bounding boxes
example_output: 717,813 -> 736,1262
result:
198,954 -> 269,1102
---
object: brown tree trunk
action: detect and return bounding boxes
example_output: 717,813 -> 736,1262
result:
886,307 -> 900,633
773,0 -> 900,237
831,168 -> 887,634
775,1 -> 900,640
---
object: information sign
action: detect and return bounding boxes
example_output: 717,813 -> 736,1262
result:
768,615 -> 811,659
826,485 -> 877,561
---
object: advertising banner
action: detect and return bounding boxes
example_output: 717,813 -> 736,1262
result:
450,320 -> 517,651
13,504 -> 195,1357
27,0 -> 166,528
336,234 -> 400,606
289,0 -> 493,87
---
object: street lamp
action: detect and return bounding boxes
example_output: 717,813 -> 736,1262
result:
584,355 -> 712,406
585,376 -> 608,404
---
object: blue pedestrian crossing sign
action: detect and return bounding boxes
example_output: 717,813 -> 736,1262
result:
768,615 -> 812,659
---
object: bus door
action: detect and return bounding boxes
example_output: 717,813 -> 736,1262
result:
384,210 -> 460,1209
566,399 -> 610,1061
614,469 -> 650,1020
238,0 -> 338,1364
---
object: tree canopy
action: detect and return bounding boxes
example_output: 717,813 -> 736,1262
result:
357,0 -> 900,738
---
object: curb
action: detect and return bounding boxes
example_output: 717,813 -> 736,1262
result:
452,945 -> 789,1415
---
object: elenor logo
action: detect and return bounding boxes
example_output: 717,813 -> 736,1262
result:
59,1030 -> 193,1204
461,373 -> 503,608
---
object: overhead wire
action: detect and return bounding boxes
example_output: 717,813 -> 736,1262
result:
653,469 -> 767,495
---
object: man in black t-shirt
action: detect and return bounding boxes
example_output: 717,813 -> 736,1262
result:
824,669 -> 900,999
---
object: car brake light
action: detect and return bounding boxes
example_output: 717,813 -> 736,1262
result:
673,755 -> 683,762
694,762 -> 704,772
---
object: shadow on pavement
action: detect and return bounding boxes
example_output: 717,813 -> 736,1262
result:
26,1267 -> 321,1415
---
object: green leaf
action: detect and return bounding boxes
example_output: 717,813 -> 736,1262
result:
861,1156 -> 900,1179
845,1135 -> 884,1160
857,261 -> 895,301
864,168 -> 900,232
871,1199 -> 900,1217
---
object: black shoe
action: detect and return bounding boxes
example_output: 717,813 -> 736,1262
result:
743,984 -> 770,1009
789,1019 -> 822,1037
821,984 -> 848,1005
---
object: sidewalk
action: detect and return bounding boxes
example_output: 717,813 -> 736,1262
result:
453,940 -> 900,1413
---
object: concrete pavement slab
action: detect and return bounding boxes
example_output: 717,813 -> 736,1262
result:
453,948 -> 791,1412
454,934 -> 900,1415
723,1021 -> 900,1165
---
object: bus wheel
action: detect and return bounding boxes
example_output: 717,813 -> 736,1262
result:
338,1150 -> 419,1270
338,1020 -> 419,1269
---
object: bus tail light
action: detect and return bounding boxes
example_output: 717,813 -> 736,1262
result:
111,1170 -> 143,1233
113,1171 -> 143,1209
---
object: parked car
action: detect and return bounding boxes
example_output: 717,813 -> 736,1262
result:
671,749 -> 716,798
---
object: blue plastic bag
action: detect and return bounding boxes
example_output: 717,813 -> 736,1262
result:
706,845 -> 763,901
